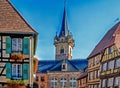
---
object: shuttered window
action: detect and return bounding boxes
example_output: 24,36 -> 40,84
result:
12,64 -> 22,79
12,38 -> 22,52
6,37 -> 29,54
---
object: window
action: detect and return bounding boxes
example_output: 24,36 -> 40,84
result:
115,58 -> 120,68
62,64 -> 66,69
70,78 -> 76,88
102,63 -> 107,71
89,72 -> 93,80
51,78 -> 57,88
109,46 -> 114,54
114,77 -> 119,87
102,79 -> 107,87
108,60 -> 114,70
36,76 -> 39,81
60,48 -> 64,54
12,64 -> 22,79
107,78 -> 114,87
12,38 -> 22,52
41,76 -> 44,82
62,62 -> 67,71
60,78 -> 66,88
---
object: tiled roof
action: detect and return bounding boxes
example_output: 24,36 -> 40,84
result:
0,0 -> 37,34
77,70 -> 88,80
37,59 -> 88,73
88,22 -> 120,58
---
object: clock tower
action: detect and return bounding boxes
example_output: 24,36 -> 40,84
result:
54,4 -> 75,60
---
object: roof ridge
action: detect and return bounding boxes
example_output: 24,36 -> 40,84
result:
88,21 -> 120,58
8,1 -> 38,34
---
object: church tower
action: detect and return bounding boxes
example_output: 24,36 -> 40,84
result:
54,2 -> 75,60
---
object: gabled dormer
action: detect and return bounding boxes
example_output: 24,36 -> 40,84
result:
61,60 -> 68,71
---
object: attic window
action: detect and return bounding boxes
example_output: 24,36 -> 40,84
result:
62,64 -> 66,69
62,63 -> 67,71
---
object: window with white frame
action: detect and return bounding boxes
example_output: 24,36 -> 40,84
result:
12,38 -> 22,52
12,64 -> 22,79
60,78 -> 66,88
70,78 -> 76,88
108,60 -> 115,70
115,58 -> 120,68
51,78 -> 57,88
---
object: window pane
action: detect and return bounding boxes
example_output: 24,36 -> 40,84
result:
108,60 -> 114,70
12,64 -> 22,79
103,63 -> 107,71
12,38 -> 22,52
115,58 -> 120,68
18,39 -> 22,51
107,78 -> 113,87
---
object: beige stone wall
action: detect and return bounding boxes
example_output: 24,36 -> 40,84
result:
48,71 -> 82,88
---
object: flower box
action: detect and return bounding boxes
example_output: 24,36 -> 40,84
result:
11,53 -> 25,61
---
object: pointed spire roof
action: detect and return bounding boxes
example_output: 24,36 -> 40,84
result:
59,1 -> 69,37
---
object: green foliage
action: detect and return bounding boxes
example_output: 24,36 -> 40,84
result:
7,80 -> 27,86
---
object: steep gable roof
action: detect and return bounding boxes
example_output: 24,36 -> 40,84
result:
88,22 -> 120,58
0,0 -> 37,34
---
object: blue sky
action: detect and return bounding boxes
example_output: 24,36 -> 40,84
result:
10,0 -> 120,60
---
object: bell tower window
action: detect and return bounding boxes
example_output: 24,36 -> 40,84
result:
60,48 -> 64,54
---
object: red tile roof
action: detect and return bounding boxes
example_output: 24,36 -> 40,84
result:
88,22 -> 120,58
77,70 -> 88,80
0,0 -> 37,34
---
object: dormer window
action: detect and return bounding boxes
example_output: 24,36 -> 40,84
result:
62,64 -> 66,69
62,62 -> 67,71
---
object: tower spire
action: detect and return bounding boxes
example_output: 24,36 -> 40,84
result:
54,0 -> 75,60
59,0 -> 69,37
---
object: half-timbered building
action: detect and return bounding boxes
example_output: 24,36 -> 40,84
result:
100,22 -> 120,88
0,0 -> 38,87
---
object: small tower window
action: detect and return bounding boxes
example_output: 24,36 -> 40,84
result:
62,62 -> 67,71
62,64 -> 66,69
60,48 -> 64,54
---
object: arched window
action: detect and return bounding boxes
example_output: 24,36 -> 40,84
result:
60,48 -> 64,54
70,78 -> 76,88
51,78 -> 57,88
60,78 -> 66,88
